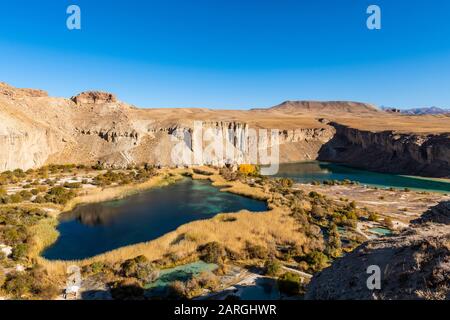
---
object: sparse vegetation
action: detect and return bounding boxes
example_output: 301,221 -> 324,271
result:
120,255 -> 159,283
1,265 -> 60,299
264,259 -> 282,276
44,186 -> 77,205
368,212 -> 379,222
277,272 -> 304,296
198,242 -> 227,264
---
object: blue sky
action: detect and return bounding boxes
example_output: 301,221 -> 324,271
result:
1,0 -> 450,109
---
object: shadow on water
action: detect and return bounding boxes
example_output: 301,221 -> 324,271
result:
204,277 -> 280,300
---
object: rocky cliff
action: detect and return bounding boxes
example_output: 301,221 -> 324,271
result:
305,201 -> 450,300
0,82 -> 449,177
318,123 -> 450,178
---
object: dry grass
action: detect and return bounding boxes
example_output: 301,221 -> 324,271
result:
28,218 -> 59,258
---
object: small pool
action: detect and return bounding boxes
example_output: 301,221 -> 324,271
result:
369,227 -> 393,236
145,261 -> 218,294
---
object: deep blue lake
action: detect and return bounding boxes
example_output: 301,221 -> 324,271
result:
275,162 -> 450,193
42,178 -> 267,260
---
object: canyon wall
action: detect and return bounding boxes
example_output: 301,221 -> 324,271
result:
318,123 -> 450,178
0,83 -> 449,178
76,120 -> 334,169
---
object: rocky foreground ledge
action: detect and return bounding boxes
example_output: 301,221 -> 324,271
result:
305,201 -> 450,300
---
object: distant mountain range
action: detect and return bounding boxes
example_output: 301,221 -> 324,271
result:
382,106 -> 450,115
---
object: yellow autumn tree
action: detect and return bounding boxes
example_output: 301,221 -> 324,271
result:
238,164 -> 259,176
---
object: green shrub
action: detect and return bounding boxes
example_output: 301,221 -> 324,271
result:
326,224 -> 342,258
305,251 -> 329,273
277,272 -> 303,296
264,259 -> 282,276
195,272 -> 219,290
311,205 -> 325,218
344,210 -> 358,221
0,195 -> 11,204
11,243 -> 29,260
44,186 -> 76,205
120,255 -> 158,283
13,169 -> 26,178
10,193 -> 23,203
368,212 -> 379,222
246,243 -> 269,259
2,272 -> 35,298
33,195 -> 46,204
90,262 -> 106,274
308,191 -> 321,198
278,178 -> 293,188
63,182 -> 82,189
198,242 -> 227,264
19,190 -> 33,201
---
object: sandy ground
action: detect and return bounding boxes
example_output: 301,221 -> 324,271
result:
295,183 -> 450,223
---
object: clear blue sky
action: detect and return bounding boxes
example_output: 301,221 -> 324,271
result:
1,0 -> 450,109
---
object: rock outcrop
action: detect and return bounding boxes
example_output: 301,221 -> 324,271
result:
412,201 -> 450,225
71,91 -> 117,105
305,201 -> 450,300
318,123 -> 450,178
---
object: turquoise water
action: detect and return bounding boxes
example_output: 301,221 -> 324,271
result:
369,227 -> 393,236
42,179 -> 267,260
145,261 -> 218,294
275,162 -> 450,193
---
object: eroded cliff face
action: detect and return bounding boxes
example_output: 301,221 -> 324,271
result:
0,126 -> 61,172
71,119 -> 334,169
0,83 -> 449,177
318,123 -> 450,178
0,83 -> 73,171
